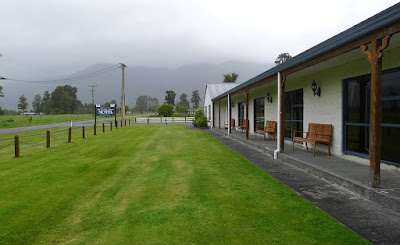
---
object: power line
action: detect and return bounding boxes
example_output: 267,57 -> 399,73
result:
1,64 -> 119,84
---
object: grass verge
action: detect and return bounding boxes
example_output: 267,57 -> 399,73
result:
0,125 -> 369,244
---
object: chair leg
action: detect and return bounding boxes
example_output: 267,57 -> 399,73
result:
292,139 -> 294,151
313,143 -> 316,157
306,143 -> 308,150
328,143 -> 331,156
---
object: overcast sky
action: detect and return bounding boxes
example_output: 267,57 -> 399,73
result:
0,0 -> 399,79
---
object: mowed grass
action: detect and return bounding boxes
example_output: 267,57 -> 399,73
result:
0,114 -> 100,128
0,125 -> 369,244
0,113 -> 143,128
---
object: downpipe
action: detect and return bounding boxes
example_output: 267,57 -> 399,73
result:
274,72 -> 281,159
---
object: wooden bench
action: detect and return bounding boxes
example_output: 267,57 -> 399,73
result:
265,121 -> 277,141
237,119 -> 248,132
224,119 -> 235,130
292,123 -> 332,157
255,120 -> 277,141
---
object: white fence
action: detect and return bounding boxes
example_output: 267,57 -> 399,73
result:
135,117 -> 195,124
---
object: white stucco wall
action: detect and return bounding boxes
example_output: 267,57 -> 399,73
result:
210,44 -> 400,157
204,87 -> 213,127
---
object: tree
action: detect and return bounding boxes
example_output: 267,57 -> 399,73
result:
176,93 -> 189,113
274,53 -> 292,65
223,73 -> 238,83
18,95 -> 28,112
134,96 -> 159,113
178,93 -> 189,107
135,95 -> 151,113
32,94 -> 42,114
191,90 -> 201,108
157,103 -> 174,117
50,85 -> 79,114
165,90 -> 176,105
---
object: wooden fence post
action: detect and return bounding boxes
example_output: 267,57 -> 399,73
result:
121,120 -> 123,127
46,130 -> 50,148
129,119 -> 131,125
94,124 -> 97,135
110,122 -> 112,131
103,123 -> 105,133
82,126 -> 85,139
68,128 -> 72,143
125,119 -> 126,126
14,135 -> 20,157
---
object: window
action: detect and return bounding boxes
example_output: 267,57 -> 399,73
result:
344,68 -> 400,165
254,97 -> 265,131
238,102 -> 244,126
284,89 -> 303,140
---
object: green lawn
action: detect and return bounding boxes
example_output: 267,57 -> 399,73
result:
0,113 -> 144,129
0,125 -> 369,244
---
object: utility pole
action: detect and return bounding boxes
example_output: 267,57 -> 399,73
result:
119,63 -> 126,124
88,85 -> 97,117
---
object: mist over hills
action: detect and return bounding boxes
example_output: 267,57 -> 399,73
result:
0,61 -> 271,110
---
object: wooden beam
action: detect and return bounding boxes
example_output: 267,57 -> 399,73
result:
361,35 -> 391,188
280,75 -> 286,151
245,90 -> 249,140
232,75 -> 277,96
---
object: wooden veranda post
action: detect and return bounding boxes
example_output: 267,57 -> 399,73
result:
245,90 -> 249,140
219,100 -> 221,130
228,94 -> 232,135
361,35 -> 391,187
280,75 -> 286,151
212,103 -> 215,128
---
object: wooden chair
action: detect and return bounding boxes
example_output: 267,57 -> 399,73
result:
224,118 -> 236,130
265,121 -> 277,141
237,119 -> 248,132
292,123 -> 332,157
255,120 -> 277,141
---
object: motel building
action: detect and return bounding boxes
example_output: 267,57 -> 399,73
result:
204,3 -> 400,187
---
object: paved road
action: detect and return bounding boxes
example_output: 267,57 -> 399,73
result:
0,117 -> 125,135
206,129 -> 400,245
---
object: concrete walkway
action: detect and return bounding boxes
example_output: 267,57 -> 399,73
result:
207,128 -> 400,244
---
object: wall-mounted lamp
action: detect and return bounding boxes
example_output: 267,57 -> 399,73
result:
266,91 -> 273,103
311,79 -> 321,97
231,102 -> 235,108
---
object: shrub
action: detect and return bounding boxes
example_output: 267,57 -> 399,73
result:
157,103 -> 174,117
194,115 -> 208,128
194,109 -> 204,121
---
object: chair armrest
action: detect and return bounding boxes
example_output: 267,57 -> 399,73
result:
293,131 -> 306,137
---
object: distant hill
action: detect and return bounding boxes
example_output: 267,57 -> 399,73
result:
0,61 -> 272,110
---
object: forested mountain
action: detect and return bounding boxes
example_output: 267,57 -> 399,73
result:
0,61 -> 271,110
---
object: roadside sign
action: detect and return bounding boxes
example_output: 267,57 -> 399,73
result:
96,107 -> 115,116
